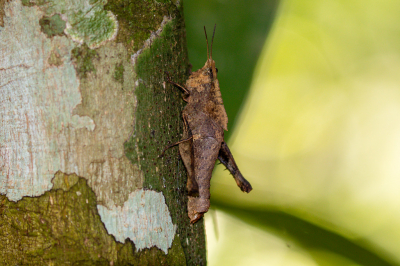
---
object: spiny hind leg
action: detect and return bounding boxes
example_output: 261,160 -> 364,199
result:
218,142 -> 252,193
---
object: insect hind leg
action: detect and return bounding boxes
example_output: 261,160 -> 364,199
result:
218,142 -> 252,193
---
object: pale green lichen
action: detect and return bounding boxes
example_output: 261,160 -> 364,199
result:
39,14 -> 66,37
97,189 -> 177,254
23,0 -> 118,48
66,9 -> 118,49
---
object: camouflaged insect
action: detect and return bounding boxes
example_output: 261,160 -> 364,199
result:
162,25 -> 252,223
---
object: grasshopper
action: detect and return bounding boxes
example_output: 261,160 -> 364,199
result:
162,25 -> 252,223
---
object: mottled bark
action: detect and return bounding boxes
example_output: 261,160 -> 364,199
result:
0,0 -> 206,265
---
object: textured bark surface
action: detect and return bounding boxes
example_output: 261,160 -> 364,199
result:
0,0 -> 206,265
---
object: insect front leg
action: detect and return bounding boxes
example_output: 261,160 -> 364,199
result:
164,71 -> 190,95
218,142 -> 252,193
159,136 -> 193,158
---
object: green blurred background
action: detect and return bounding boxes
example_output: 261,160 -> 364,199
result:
184,0 -> 400,265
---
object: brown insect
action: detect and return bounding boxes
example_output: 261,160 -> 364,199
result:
161,25 -> 252,224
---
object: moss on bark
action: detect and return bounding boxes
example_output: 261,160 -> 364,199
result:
0,0 -> 206,265
125,14 -> 207,266
0,173 -> 186,265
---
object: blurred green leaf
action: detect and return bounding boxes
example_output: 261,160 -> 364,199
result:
186,0 -> 400,265
213,204 -> 395,265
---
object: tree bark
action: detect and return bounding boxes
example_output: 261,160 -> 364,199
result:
0,0 -> 206,265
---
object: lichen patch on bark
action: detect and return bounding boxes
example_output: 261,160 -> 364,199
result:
65,10 -> 118,49
0,0 -> 205,263
97,189 -> 177,254
21,0 -> 118,48
0,0 -> 142,209
0,173 -> 186,265
70,41 -> 143,208
39,14 -> 66,38
0,0 -> 89,201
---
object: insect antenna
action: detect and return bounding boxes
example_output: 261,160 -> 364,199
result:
210,24 -> 216,58
204,26 -> 209,60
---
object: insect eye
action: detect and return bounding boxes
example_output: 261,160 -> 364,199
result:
216,68 -> 218,73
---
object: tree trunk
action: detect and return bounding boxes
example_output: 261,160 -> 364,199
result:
0,0 -> 206,265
